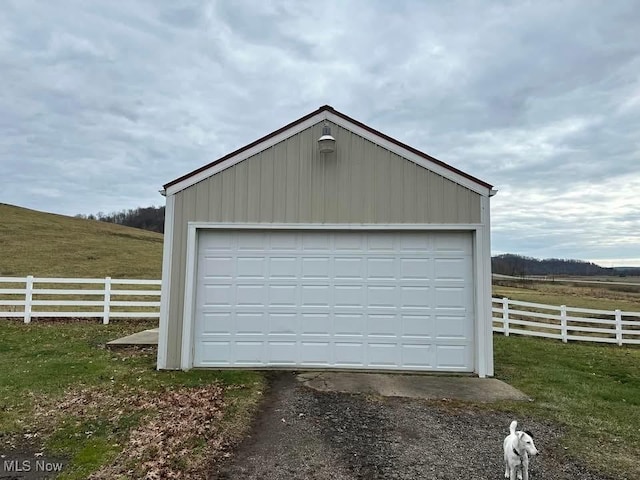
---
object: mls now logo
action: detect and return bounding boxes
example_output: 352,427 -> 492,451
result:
1,457 -> 64,476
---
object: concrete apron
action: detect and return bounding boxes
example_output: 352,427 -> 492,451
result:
106,328 -> 159,347
297,372 -> 530,403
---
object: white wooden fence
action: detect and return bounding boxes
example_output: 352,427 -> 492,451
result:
2,276 -> 639,346
0,276 -> 161,324
492,297 -> 640,346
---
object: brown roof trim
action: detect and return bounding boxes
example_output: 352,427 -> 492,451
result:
164,104 -> 492,190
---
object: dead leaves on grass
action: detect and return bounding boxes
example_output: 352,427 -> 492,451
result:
38,384 -> 228,479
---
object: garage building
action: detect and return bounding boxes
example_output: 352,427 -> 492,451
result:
158,105 -> 495,376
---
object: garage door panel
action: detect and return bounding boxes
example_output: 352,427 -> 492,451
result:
302,257 -> 331,278
202,284 -> 234,306
268,232 -> 298,250
193,230 -> 474,371
367,257 -> 396,279
334,314 -> 365,336
367,233 -> 395,251
269,285 -> 297,306
400,286 -> 431,308
436,345 -> 470,369
235,341 -> 265,364
434,233 -> 472,254
367,314 -> 398,337
269,257 -> 298,278
334,232 -> 365,251
301,285 -> 330,306
269,313 -> 297,335
302,232 -> 331,251
300,341 -> 331,365
434,287 -> 467,308
267,341 -> 297,364
367,285 -> 397,308
401,314 -> 434,338
434,257 -> 470,281
199,341 -> 231,365
334,285 -> 365,307
368,342 -> 399,366
199,312 -> 233,335
236,284 -> 266,306
301,313 -> 331,335
235,312 -> 264,335
334,342 -> 365,365
400,258 -> 432,280
334,257 -> 365,279
435,315 -> 471,339
401,343 -> 433,369
237,256 -> 265,278
202,256 -> 234,278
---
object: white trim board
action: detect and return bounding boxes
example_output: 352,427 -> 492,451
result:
179,222 -> 493,376
165,111 -> 491,197
156,194 -> 175,370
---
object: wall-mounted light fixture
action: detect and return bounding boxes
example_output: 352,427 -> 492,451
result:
318,123 -> 336,154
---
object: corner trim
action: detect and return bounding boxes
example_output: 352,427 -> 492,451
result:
180,223 -> 199,370
157,194 -> 175,370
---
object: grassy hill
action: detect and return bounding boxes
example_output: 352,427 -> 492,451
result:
0,203 -> 163,278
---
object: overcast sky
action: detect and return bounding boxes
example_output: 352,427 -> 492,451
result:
1,1 -> 639,266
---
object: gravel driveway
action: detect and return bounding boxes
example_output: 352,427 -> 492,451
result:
213,372 -> 612,480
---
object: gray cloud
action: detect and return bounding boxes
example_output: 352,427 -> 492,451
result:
0,0 -> 639,266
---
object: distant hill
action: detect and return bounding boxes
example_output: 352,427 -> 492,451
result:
492,253 -> 640,277
0,203 -> 163,278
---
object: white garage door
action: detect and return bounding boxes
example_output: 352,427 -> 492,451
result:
192,230 -> 474,371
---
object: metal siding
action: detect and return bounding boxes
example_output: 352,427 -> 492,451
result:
208,173 -> 223,221
163,121 -> 483,368
285,134 -> 299,222
233,161 -> 249,221
402,159 -> 417,222
194,181 -> 209,221
273,142 -> 287,222
246,157 -> 261,222
260,148 -> 275,222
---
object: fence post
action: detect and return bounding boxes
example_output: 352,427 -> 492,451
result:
502,297 -> 509,336
103,277 -> 111,325
615,309 -> 622,346
560,305 -> 567,343
24,275 -> 34,324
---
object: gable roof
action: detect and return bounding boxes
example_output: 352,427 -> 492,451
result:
163,105 -> 493,196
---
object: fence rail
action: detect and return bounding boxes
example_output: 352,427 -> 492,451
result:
0,276 -> 161,324
2,277 -> 640,345
492,297 -> 640,346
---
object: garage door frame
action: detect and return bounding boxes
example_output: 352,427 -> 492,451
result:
179,222 -> 492,376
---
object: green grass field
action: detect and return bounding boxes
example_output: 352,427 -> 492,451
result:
0,203 -> 163,278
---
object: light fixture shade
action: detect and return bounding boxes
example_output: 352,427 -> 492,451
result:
318,124 -> 336,153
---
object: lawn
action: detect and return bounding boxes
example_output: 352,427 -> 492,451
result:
0,319 -> 266,479
493,334 -> 640,479
491,279 -> 640,478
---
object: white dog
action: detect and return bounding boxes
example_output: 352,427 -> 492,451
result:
503,420 -> 538,480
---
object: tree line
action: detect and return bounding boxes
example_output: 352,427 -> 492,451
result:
76,206 -> 165,233
492,253 -> 639,277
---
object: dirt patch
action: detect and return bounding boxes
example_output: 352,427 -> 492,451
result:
213,372 -> 615,480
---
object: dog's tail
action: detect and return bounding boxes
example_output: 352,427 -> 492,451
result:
509,420 -> 518,435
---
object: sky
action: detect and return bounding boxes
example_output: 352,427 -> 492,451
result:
1,1 -> 639,267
